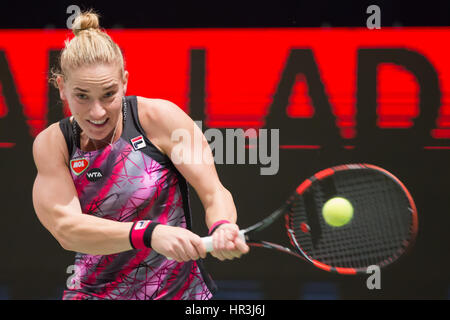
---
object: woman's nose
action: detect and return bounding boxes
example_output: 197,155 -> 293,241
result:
89,101 -> 107,119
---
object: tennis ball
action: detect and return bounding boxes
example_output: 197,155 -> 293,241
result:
322,197 -> 354,227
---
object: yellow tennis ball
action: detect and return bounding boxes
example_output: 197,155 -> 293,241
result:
322,197 -> 354,227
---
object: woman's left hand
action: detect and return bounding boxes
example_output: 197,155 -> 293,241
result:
210,223 -> 249,261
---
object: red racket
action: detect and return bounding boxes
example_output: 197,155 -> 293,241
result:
202,164 -> 418,275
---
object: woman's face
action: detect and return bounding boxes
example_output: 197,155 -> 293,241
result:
57,63 -> 128,142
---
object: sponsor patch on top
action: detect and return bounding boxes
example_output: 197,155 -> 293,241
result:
131,135 -> 146,151
70,158 -> 89,176
86,168 -> 104,182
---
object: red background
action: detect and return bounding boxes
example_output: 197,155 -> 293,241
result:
0,28 -> 449,141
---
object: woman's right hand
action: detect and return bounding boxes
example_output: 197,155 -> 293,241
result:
151,225 -> 207,262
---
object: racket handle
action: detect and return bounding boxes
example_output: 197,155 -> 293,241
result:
167,230 -> 246,260
202,230 -> 246,252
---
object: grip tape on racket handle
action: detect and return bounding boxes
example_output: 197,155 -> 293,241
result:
202,230 -> 246,252
166,230 -> 246,260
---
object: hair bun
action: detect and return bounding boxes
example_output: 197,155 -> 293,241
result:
72,10 -> 100,36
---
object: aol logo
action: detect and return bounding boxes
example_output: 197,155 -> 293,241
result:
72,161 -> 85,168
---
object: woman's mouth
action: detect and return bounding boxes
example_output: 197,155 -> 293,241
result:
88,118 -> 109,128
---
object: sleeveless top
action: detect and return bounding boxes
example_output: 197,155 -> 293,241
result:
58,96 -> 216,300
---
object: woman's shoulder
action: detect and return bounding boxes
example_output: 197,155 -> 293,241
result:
34,121 -> 68,147
135,96 -> 189,130
33,120 -> 71,165
136,96 -> 182,119
134,96 -> 192,155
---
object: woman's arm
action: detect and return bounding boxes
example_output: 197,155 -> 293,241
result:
32,122 -> 205,261
32,123 -> 134,255
137,97 -> 249,260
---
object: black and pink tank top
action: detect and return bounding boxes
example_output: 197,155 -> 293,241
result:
58,96 -> 216,300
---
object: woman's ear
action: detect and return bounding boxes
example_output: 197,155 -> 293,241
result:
122,70 -> 129,94
56,76 -> 67,101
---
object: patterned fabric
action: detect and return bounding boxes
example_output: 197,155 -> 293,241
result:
60,96 -> 215,300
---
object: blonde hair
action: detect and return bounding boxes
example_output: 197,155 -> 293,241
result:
50,10 -> 125,88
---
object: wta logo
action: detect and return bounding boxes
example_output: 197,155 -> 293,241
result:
70,158 -> 89,175
86,168 -> 103,182
131,135 -> 146,151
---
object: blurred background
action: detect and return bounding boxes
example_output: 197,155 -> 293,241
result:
0,0 -> 449,299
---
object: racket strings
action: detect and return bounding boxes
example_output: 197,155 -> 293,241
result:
287,168 -> 414,271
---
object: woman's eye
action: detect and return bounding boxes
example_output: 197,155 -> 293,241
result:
77,94 -> 88,100
104,92 -> 115,98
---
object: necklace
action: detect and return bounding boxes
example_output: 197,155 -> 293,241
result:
110,96 -> 126,147
109,112 -> 121,147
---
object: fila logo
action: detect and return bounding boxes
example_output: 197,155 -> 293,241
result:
131,135 -> 146,151
86,168 -> 104,182
134,220 -> 150,230
70,158 -> 89,175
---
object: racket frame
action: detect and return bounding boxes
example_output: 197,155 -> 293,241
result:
204,163 -> 419,275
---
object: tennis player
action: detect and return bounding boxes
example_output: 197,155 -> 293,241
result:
31,11 -> 249,300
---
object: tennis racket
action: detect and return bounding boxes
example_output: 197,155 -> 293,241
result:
202,163 -> 418,275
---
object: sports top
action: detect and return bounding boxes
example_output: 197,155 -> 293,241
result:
58,96 -> 216,300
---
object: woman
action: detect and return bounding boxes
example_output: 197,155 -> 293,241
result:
32,11 -> 248,300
